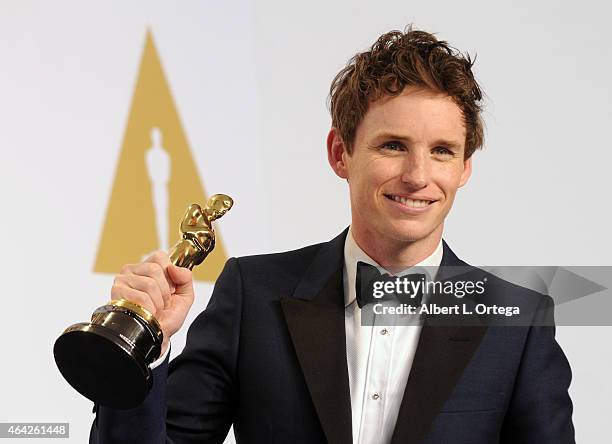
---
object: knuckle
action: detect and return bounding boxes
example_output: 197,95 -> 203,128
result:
113,277 -> 128,291
146,281 -> 163,304
143,277 -> 157,294
152,263 -> 165,278
150,251 -> 167,265
110,284 -> 123,300
151,263 -> 164,277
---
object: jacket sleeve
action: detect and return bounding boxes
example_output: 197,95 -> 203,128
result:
500,295 -> 575,443
89,257 -> 243,444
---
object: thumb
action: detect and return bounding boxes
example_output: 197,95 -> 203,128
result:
167,264 -> 194,295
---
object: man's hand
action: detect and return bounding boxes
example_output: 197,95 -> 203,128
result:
110,251 -> 195,355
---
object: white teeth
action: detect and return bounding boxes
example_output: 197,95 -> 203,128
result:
390,195 -> 432,208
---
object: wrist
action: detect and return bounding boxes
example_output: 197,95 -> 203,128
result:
160,339 -> 170,357
150,340 -> 170,370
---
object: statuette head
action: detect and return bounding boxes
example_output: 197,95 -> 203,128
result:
204,194 -> 234,222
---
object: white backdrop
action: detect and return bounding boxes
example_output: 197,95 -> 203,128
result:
1,1 -> 610,442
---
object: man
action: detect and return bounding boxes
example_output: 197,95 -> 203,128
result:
90,27 -> 575,443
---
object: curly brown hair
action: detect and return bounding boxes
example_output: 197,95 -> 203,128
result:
329,27 -> 484,159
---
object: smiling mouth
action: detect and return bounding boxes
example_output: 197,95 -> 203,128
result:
384,194 -> 436,208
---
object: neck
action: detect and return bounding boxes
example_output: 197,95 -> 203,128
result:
351,223 -> 443,273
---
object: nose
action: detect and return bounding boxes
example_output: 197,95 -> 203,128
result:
400,149 -> 429,189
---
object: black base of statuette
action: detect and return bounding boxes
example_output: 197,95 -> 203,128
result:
53,304 -> 162,409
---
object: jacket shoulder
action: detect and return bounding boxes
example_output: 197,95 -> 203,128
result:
233,241 -> 328,279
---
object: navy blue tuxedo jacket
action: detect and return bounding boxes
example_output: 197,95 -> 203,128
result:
90,229 -> 575,443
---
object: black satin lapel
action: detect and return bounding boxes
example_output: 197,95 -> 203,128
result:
280,268 -> 353,444
390,323 -> 487,444
391,240 -> 487,444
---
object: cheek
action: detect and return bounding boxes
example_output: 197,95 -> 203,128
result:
368,158 -> 401,184
434,165 -> 465,196
349,173 -> 390,213
352,159 -> 394,189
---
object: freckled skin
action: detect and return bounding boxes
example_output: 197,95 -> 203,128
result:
327,86 -> 472,269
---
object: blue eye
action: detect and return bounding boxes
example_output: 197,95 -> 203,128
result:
382,141 -> 404,151
433,146 -> 454,156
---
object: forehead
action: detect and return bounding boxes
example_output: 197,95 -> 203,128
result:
357,86 -> 466,145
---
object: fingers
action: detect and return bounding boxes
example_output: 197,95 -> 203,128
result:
132,264 -> 173,308
168,264 -> 195,306
112,251 -> 175,314
144,251 -> 176,295
114,273 -> 166,313
110,251 -> 195,342
167,264 -> 194,298
110,283 -> 157,315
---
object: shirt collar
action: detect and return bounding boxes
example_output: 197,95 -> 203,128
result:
343,226 -> 444,307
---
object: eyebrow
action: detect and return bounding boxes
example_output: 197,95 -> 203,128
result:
372,132 -> 464,151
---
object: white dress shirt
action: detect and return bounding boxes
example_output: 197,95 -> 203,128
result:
152,228 -> 443,443
344,228 -> 443,444
150,344 -> 169,369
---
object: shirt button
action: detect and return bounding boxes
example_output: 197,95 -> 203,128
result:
372,392 -> 381,401
380,328 -> 389,336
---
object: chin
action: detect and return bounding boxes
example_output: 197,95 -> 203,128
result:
381,221 -> 440,244
379,227 -> 428,244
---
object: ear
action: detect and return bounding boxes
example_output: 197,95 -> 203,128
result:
458,156 -> 472,188
327,128 -> 349,179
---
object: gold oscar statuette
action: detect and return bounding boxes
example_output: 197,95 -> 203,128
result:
53,194 -> 233,409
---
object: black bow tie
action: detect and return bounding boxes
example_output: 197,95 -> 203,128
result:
355,261 -> 425,309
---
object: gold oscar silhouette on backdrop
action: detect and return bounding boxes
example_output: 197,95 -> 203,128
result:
94,30 -> 229,282
54,194 -> 233,409
146,127 -> 171,252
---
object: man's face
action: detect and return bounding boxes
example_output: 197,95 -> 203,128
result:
328,86 -> 472,247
